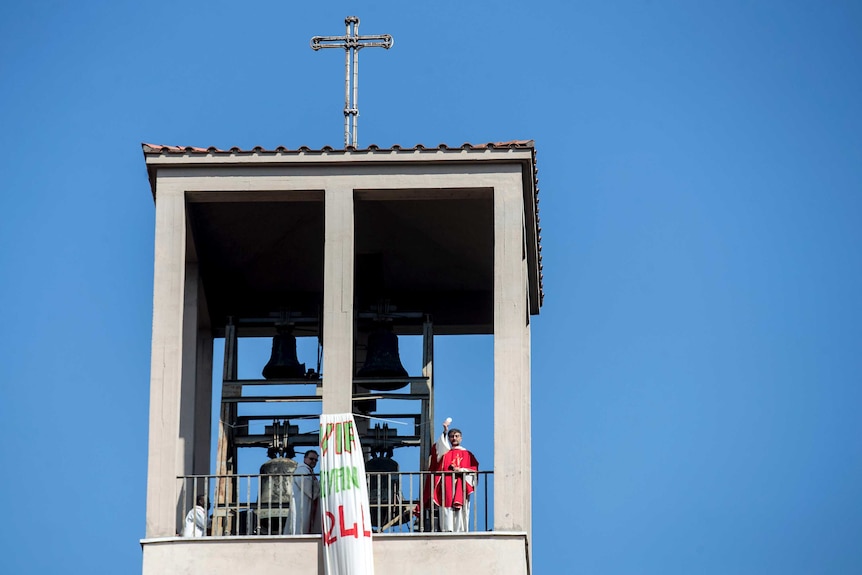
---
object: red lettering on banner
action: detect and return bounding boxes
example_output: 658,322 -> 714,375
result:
323,511 -> 337,546
325,505 -> 371,544
320,423 -> 335,456
339,505 -> 358,538
326,420 -> 358,455
361,505 -> 371,537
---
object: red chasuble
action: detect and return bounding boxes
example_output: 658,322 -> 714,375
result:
433,447 -> 479,509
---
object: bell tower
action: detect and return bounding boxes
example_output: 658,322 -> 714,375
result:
140,140 -> 542,574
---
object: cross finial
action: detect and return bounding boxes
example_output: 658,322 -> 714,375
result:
311,16 -> 393,148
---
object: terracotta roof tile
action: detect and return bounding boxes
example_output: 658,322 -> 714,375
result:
142,141 -> 536,155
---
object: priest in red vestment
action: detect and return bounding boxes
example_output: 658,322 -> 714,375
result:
432,421 -> 479,532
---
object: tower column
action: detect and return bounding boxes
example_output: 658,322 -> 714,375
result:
193,325 -> 213,476
145,182 -> 187,538
322,186 -> 355,413
493,174 -> 532,534
179,263 -> 212,502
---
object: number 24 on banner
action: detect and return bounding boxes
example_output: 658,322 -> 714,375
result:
323,505 -> 372,546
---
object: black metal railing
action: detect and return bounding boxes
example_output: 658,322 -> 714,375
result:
176,470 -> 493,537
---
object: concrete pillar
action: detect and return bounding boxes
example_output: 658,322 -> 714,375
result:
493,175 -> 531,534
322,186 -> 355,414
179,263 -> 199,476
178,263 -> 213,511
193,326 -> 213,475
520,229 -> 533,541
146,182 -> 186,538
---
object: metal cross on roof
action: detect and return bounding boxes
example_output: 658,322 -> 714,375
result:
311,16 -> 393,149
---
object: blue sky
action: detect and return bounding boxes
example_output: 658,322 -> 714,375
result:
2,1 -> 861,573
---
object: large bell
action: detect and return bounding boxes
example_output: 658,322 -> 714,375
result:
257,457 -> 298,534
357,324 -> 408,390
262,326 -> 306,379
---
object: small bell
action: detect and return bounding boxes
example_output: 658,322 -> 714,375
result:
262,326 -> 306,379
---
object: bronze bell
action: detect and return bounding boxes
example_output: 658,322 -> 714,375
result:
366,449 -> 400,528
357,324 -> 408,390
257,457 -> 298,534
262,326 -> 306,379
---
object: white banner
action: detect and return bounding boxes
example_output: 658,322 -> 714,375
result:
319,413 -> 374,575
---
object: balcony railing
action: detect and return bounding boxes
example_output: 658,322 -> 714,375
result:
177,470 -> 493,537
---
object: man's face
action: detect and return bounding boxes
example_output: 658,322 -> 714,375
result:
305,452 -> 319,469
448,431 -> 462,447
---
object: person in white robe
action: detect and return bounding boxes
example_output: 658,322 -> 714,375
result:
284,450 -> 321,534
182,495 -> 208,537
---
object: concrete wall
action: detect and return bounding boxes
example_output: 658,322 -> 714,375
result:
142,533 -> 529,575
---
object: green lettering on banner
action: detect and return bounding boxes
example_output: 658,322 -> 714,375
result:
346,421 -> 355,453
319,466 -> 361,499
320,423 -> 335,456
326,420 -> 356,455
347,465 -> 359,489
